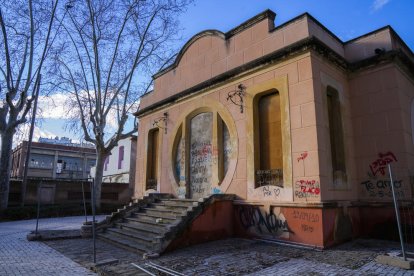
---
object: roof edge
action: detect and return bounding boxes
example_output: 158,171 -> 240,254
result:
153,9 -> 276,79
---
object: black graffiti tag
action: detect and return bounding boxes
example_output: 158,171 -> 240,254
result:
238,206 -> 289,234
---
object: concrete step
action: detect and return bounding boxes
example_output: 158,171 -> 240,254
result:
158,199 -> 199,207
117,222 -> 166,235
150,203 -> 191,211
131,212 -> 179,223
141,207 -> 187,217
107,227 -> 158,242
124,217 -> 171,231
98,232 -> 151,254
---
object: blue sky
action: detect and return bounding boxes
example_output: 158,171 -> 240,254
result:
28,0 -> 413,144
179,0 -> 413,48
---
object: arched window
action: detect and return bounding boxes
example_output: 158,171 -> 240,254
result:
173,109 -> 234,199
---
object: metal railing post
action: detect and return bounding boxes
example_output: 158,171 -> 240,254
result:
388,164 -> 406,261
81,180 -> 88,223
90,178 -> 96,264
35,181 -> 42,235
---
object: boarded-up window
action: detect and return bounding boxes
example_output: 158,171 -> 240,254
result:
256,92 -> 283,188
190,112 -> 213,199
146,129 -> 159,190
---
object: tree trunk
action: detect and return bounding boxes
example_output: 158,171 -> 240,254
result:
0,130 -> 14,210
93,150 -> 106,210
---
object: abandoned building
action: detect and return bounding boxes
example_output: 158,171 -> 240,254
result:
11,139 -> 96,181
96,10 -> 414,253
9,139 -> 97,205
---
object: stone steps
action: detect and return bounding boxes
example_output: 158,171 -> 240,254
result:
97,194 -> 233,256
98,196 -> 190,255
141,207 -> 187,217
98,232 -> 150,254
117,222 -> 166,235
131,212 -> 179,224
150,203 -> 190,211
109,226 -> 159,241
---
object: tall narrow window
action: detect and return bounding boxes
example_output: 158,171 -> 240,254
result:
327,86 -> 346,179
118,146 -> 124,169
256,92 -> 283,187
147,129 -> 159,190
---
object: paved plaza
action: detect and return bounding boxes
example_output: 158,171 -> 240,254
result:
2,216 -> 414,275
0,216 -> 104,276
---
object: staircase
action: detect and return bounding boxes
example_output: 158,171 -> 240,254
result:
95,193 -> 235,256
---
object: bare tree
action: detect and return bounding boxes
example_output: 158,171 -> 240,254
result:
0,0 -> 59,210
55,0 -> 190,209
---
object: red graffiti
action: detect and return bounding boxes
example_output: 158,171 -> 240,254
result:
295,179 -> 320,196
300,186 -> 320,195
201,145 -> 212,156
297,152 -> 308,162
296,179 -> 317,186
369,152 -> 397,176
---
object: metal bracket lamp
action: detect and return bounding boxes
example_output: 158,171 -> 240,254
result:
153,112 -> 168,134
226,84 -> 246,113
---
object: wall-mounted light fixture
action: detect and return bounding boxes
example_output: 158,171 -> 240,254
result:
153,112 -> 168,134
226,84 -> 246,113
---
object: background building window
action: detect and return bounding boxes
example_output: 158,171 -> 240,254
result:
118,146 -> 124,169
104,156 -> 109,171
29,154 -> 54,169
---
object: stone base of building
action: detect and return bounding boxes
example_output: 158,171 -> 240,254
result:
233,202 -> 411,249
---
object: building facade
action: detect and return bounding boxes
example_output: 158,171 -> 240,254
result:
11,140 -> 96,180
90,136 -> 137,196
134,10 -> 414,248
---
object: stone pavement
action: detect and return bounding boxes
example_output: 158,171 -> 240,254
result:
45,234 -> 414,275
2,215 -> 414,275
0,215 -> 105,276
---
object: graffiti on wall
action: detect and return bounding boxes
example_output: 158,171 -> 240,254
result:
212,187 -> 223,194
256,169 -> 283,187
361,179 -> 404,198
369,151 -> 397,177
297,152 -> 308,162
294,179 -> 320,199
361,151 -> 404,198
238,205 -> 290,238
190,113 -> 213,198
292,210 -> 320,234
261,186 -> 281,198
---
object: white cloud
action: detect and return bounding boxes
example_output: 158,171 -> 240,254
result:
371,0 -> 390,12
33,91 -> 139,141
13,124 -> 58,146
37,93 -> 74,120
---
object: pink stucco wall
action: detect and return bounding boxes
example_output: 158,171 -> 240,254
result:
135,10 -> 414,206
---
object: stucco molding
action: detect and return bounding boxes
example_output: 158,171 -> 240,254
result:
153,9 -> 276,79
136,36 -> 414,118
